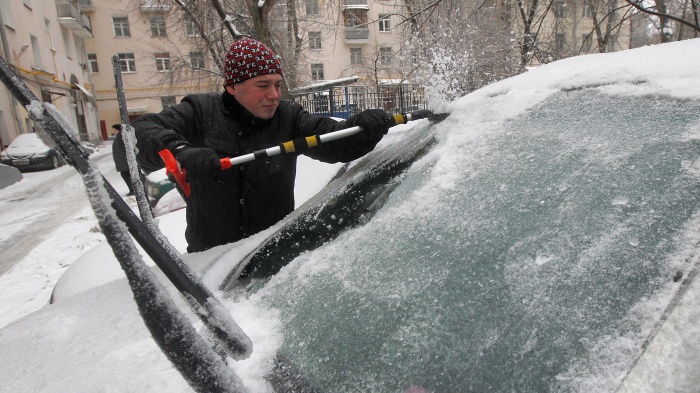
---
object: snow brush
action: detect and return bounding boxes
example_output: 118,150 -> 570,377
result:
0,56 -> 250,393
160,110 -> 450,197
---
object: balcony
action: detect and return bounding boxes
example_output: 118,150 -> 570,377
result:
140,0 -> 171,12
343,0 -> 369,9
345,27 -> 369,41
78,0 -> 95,12
56,1 -> 93,38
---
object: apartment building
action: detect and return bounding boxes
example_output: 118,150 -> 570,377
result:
292,0 -> 410,88
0,0 -> 99,147
524,0 -> 631,66
83,0 -> 221,136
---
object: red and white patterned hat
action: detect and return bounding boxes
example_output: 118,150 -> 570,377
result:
224,39 -> 282,86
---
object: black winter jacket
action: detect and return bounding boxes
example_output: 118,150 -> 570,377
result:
133,92 -> 383,252
112,132 -> 129,173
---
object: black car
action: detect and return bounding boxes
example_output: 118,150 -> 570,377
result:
0,133 -> 63,171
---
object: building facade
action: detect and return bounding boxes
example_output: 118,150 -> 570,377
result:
83,0 -> 220,136
0,0 -> 99,147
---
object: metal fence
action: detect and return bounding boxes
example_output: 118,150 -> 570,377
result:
293,84 -> 429,119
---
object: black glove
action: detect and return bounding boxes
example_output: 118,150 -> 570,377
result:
173,146 -> 221,182
348,109 -> 394,144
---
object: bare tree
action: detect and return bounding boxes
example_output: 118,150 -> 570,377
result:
401,0 -> 519,101
625,0 -> 700,41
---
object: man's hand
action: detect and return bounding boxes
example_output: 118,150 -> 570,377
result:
173,146 -> 221,182
348,109 -> 394,143
352,109 -> 393,135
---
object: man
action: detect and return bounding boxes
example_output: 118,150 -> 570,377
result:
134,39 -> 393,252
111,124 -> 134,196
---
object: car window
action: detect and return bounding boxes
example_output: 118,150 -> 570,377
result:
247,90 -> 700,392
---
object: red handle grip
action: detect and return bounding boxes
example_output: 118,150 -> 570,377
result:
158,149 -> 191,197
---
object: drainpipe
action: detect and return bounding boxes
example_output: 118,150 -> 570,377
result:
0,6 -> 26,146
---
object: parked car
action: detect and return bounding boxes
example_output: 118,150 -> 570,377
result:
0,132 -> 64,171
145,168 -> 176,206
1,40 -> 700,392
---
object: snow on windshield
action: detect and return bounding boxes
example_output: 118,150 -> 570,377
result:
225,39 -> 700,392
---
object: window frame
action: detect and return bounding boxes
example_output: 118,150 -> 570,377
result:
306,0 -> 320,15
87,53 -> 99,73
113,16 -> 131,37
189,52 -> 205,69
378,14 -> 391,32
161,96 -> 177,109
309,31 -> 322,50
350,47 -> 363,65
155,52 -> 171,72
185,15 -> 200,37
118,52 -> 136,73
311,63 -> 324,80
380,47 -> 393,65
150,15 -> 167,37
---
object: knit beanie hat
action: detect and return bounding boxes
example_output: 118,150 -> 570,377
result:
224,39 -> 282,86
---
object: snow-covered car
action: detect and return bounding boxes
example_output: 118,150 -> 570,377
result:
0,132 -> 64,171
2,40 -> 700,392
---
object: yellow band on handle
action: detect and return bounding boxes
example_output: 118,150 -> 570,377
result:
282,141 -> 296,153
306,136 -> 319,147
393,114 -> 405,125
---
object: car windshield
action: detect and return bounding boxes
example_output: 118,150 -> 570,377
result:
232,89 -> 700,392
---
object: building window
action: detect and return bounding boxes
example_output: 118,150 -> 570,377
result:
554,2 -> 568,17
380,47 -> 392,65
190,52 -> 205,69
556,33 -> 566,51
350,47 -> 363,65
113,16 -> 131,37
87,53 -> 99,73
345,9 -> 367,27
582,0 -> 593,17
161,96 -> 177,109
30,35 -> 43,70
155,52 -> 171,72
581,34 -> 592,52
185,15 -> 199,37
378,14 -> 391,32
306,0 -> 319,15
118,53 -> 136,73
1,0 -> 14,28
311,63 -> 324,80
150,16 -> 167,37
309,32 -> 321,50
62,28 -> 73,59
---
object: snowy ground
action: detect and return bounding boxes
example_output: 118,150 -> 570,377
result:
0,145 -> 343,329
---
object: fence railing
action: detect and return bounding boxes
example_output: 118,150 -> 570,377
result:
293,84 -> 429,119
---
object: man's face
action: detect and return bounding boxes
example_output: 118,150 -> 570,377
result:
226,74 -> 283,119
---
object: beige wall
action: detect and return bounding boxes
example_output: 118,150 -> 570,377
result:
0,0 -> 99,145
294,0 -> 409,88
85,0 -> 219,131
